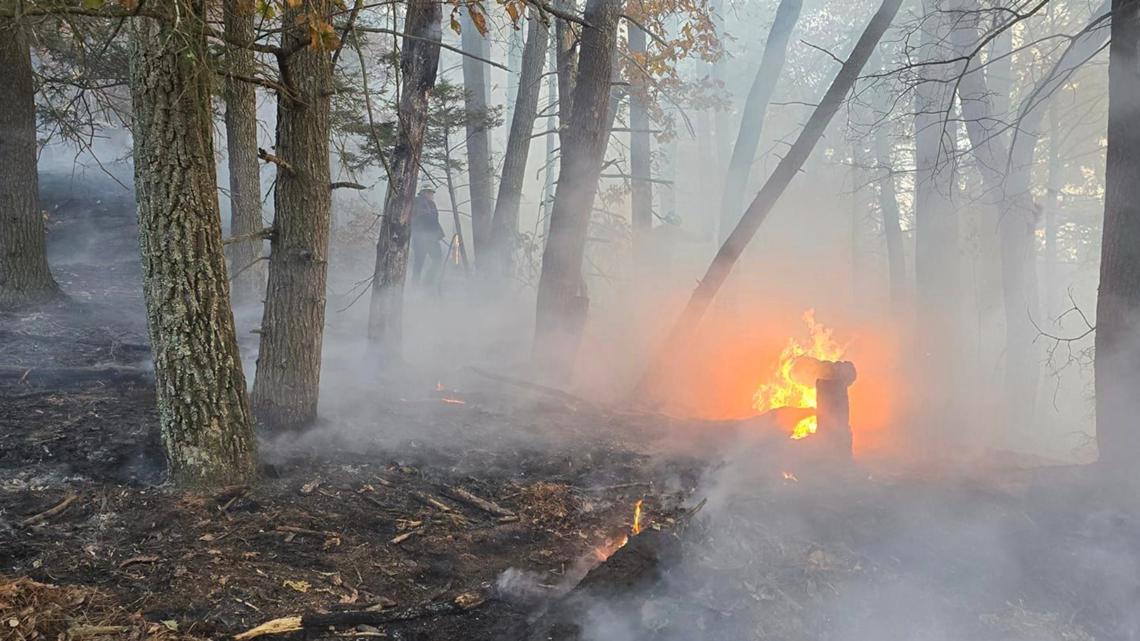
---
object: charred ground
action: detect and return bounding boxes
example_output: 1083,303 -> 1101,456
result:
2,176 -> 1139,641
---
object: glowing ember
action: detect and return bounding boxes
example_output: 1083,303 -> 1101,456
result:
440,398 -> 466,405
752,310 -> 846,439
782,471 -> 798,482
631,499 -> 644,535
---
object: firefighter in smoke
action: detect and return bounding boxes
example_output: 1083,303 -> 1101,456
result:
410,187 -> 445,284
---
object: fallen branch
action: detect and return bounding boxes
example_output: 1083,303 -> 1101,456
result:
441,486 -> 515,518
0,366 -> 152,386
330,181 -> 367,191
20,493 -> 78,527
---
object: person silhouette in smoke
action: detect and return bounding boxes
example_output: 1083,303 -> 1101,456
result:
410,188 -> 445,285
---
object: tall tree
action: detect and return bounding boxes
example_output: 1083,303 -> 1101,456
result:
638,0 -> 905,394
0,15 -> 60,310
128,0 -> 257,486
718,0 -> 802,240
367,0 -> 442,359
628,22 -> 653,259
250,1 -> 334,431
1095,0 -> 1140,466
222,0 -> 265,307
461,10 -> 494,264
489,10 -> 550,280
872,86 -> 906,305
533,0 -> 622,380
912,0 -> 960,356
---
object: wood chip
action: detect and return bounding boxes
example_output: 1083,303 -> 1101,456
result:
118,555 -> 159,569
389,529 -> 421,545
233,616 -> 303,640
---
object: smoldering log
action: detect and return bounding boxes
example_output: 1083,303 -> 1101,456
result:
526,530 -> 681,641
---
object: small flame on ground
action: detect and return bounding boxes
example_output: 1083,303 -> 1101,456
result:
436,381 -> 444,392
632,499 -> 644,535
440,397 -> 466,405
752,310 -> 846,439
782,471 -> 798,482
591,500 -> 646,563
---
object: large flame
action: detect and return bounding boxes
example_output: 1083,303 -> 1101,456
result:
752,310 -> 846,439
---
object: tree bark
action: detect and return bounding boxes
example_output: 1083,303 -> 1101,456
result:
250,2 -> 334,432
0,16 -> 60,310
1096,0 -> 1140,467
628,22 -> 653,259
461,10 -> 494,265
533,0 -> 622,381
366,0 -> 442,359
540,44 -> 558,238
637,0 -> 904,395
222,0 -> 265,307
128,1 -> 257,487
489,10 -> 550,280
717,0 -> 802,241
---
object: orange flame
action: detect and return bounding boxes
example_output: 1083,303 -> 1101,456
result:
631,499 -> 643,535
752,310 -> 846,439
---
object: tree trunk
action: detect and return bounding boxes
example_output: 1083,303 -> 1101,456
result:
222,0 -> 265,308
554,0 -> 579,149
718,0 -> 802,241
250,2 -> 334,432
0,17 -> 60,310
461,11 -> 494,265
949,0 -> 1039,428
533,0 -> 622,381
913,0 -> 961,363
628,23 -> 653,259
1096,0 -> 1140,467
128,1 -> 257,487
489,10 -> 550,280
873,104 -> 906,305
637,0 -> 904,396
541,45 -> 558,238
366,0 -> 442,359
1043,103 -> 1061,319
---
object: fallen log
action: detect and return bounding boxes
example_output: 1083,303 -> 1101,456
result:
234,593 -> 490,640
526,529 -> 682,641
0,366 -> 152,386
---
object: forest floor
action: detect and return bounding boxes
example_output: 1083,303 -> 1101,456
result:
3,176 -> 1140,641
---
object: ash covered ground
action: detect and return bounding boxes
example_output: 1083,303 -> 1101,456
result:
2,176 -> 1139,641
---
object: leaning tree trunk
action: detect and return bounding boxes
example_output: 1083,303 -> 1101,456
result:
0,17 -> 60,310
128,1 -> 257,487
222,0 -> 266,308
366,0 -> 442,359
250,2 -> 334,432
489,10 -> 550,280
461,10 -> 495,265
718,0 -> 802,241
637,0 -> 904,396
533,0 -> 622,381
628,21 -> 653,260
1096,0 -> 1140,467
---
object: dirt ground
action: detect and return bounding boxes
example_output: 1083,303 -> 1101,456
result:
3,176 -> 1140,641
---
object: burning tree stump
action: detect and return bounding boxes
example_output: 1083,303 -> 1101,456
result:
791,356 -> 857,457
